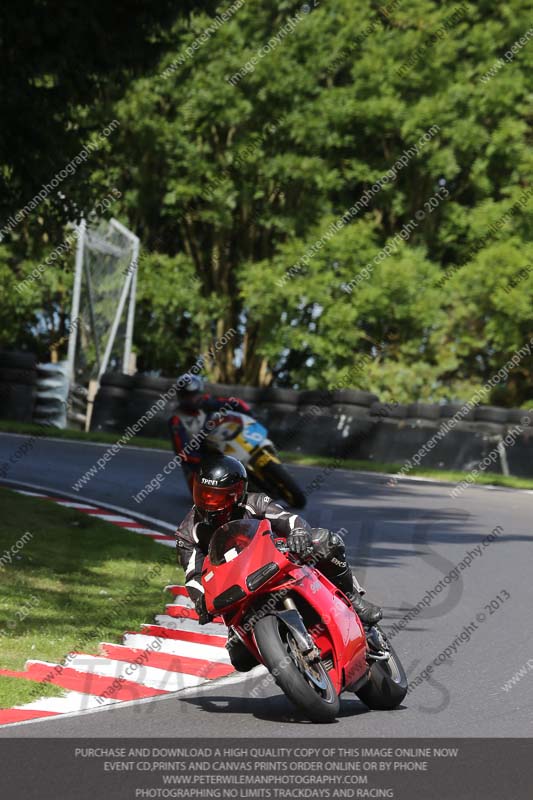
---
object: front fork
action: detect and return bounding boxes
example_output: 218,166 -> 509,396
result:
248,596 -> 321,663
280,598 -> 320,657
281,597 -> 388,668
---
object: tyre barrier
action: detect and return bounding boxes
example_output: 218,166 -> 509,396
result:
329,390 -> 378,428
91,374 -> 135,433
254,404 -> 303,447
298,390 -> 332,408
474,405 -> 510,425
407,402 -> 441,421
439,402 -> 476,422
0,352 -> 37,423
124,374 -> 175,438
370,402 -> 408,419
206,382 -> 260,405
355,417 -> 491,472
257,402 -> 300,424
0,351 -> 37,370
88,375 -> 533,475
91,373 -> 175,436
133,374 -> 173,393
258,386 -> 300,406
331,403 -> 371,418
33,362 -> 69,428
100,372 -> 135,390
333,389 -> 379,407
507,408 -> 533,426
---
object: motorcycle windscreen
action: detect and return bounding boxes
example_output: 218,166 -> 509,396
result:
208,519 -> 264,566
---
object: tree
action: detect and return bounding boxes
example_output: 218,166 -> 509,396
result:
4,0 -> 533,405
0,0 -> 217,361
0,0 -> 216,221
99,0 -> 532,400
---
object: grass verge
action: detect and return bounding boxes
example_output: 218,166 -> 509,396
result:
0,487 -> 181,708
280,452 -> 533,491
0,419 -> 171,451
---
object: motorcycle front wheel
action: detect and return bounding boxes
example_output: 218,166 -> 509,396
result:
254,614 -> 339,723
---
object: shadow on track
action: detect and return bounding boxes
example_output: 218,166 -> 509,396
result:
180,690 -> 383,725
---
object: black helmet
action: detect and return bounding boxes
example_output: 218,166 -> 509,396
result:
193,455 -> 248,527
176,373 -> 205,412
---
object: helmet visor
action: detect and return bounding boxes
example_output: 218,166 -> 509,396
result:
193,477 -> 245,513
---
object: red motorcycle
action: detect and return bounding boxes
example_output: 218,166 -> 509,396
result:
202,518 -> 407,722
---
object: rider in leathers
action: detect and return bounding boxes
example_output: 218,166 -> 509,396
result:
175,455 -> 382,671
169,373 -> 252,492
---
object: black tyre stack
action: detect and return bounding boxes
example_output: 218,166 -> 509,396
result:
439,402 -> 476,422
124,374 -> 175,438
406,402 -> 441,422
323,389 -> 378,458
258,387 -> 300,419
474,405 -> 509,430
80,372 -> 533,477
91,373 -> 135,433
255,387 -> 300,444
507,408 -> 533,427
205,383 -> 261,408
0,351 -> 38,423
293,389 -> 340,456
333,389 -> 379,419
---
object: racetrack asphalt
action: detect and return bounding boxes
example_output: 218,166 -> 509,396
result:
0,431 -> 532,737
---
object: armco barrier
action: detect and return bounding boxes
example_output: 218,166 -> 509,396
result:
86,375 -> 533,477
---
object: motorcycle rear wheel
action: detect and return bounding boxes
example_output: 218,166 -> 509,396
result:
356,626 -> 407,710
254,614 -> 339,723
253,457 -> 307,509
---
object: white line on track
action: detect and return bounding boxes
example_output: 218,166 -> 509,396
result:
54,501 -> 99,510
90,514 -> 138,523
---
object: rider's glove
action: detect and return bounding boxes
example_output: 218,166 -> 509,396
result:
195,595 -> 211,626
286,527 -> 313,557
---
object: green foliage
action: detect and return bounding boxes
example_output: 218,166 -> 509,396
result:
2,0 -> 533,402
0,0 -> 216,220
0,240 -> 75,359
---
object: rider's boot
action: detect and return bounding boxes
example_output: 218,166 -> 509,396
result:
346,590 -> 383,627
309,528 -> 383,627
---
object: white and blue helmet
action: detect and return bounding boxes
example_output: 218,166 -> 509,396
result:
176,373 -> 205,410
